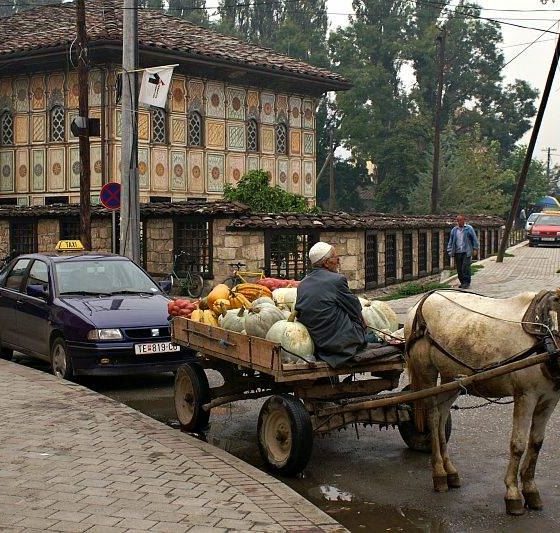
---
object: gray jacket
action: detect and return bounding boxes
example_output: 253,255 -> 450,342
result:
295,268 -> 366,368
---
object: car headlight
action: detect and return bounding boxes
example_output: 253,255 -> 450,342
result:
87,329 -> 123,341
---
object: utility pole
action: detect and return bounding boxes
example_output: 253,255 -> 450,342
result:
76,0 -> 91,250
431,28 -> 446,215
542,147 -> 557,188
328,128 -> 336,211
497,32 -> 560,262
120,0 -> 140,262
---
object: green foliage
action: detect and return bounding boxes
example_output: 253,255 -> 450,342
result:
377,281 -> 450,301
223,170 -> 315,213
168,0 -> 209,26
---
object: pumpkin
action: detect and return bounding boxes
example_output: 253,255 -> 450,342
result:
266,311 -> 315,364
190,309 -> 219,327
244,304 -> 285,338
207,284 -> 230,309
369,300 -> 399,332
272,288 -> 298,311
234,283 -> 273,302
228,291 -> 252,310
358,296 -> 370,307
219,307 -> 247,333
252,296 -> 276,307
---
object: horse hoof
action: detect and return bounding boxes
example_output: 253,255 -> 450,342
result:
433,475 -> 448,492
447,473 -> 461,488
505,498 -> 526,516
522,491 -> 543,510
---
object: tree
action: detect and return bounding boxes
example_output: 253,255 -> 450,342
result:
168,0 -> 209,27
224,170 -> 314,213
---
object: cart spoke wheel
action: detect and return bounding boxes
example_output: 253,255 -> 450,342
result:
174,363 -> 210,432
258,395 -> 313,477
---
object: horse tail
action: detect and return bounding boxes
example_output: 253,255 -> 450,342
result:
407,345 -> 428,433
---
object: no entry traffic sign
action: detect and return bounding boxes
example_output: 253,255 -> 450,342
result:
100,182 -> 121,210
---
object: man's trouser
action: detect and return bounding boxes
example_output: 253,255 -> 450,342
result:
454,252 -> 472,286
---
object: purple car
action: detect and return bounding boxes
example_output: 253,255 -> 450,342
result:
0,252 -> 194,379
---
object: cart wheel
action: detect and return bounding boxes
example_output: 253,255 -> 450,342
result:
257,394 -> 313,476
174,363 -> 210,432
397,385 -> 452,453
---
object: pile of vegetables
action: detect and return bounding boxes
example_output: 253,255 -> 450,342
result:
256,277 -> 300,291
358,296 -> 402,341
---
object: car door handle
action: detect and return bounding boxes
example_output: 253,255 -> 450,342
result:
16,300 -> 24,306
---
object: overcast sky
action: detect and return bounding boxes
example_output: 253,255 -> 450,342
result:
326,0 -> 560,166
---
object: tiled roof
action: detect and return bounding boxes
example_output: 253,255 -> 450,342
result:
0,0 -> 349,89
0,200 -> 249,219
228,212 -> 504,230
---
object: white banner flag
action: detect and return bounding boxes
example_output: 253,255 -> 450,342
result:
138,66 -> 175,109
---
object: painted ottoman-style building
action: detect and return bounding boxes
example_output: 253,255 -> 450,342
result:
0,0 -> 350,207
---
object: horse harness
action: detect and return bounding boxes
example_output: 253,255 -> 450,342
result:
406,289 -> 560,385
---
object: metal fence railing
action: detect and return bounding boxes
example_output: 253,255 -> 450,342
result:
508,228 -> 527,247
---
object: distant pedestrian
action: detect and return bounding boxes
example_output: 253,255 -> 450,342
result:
447,215 -> 479,289
519,208 -> 527,229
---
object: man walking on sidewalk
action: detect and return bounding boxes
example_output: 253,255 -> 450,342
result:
447,215 -> 479,289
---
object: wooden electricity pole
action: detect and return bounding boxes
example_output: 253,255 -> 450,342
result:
497,32 -> 560,262
431,28 -> 446,215
76,0 -> 91,249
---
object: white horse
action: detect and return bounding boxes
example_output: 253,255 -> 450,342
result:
404,289 -> 560,515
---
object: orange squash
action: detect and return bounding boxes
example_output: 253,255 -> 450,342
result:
228,291 -> 251,310
190,308 -> 219,327
234,283 -> 273,302
207,284 -> 231,309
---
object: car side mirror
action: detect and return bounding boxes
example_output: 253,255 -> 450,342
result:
158,279 -> 172,294
27,284 -> 49,299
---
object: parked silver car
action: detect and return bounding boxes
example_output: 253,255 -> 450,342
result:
525,212 -> 541,232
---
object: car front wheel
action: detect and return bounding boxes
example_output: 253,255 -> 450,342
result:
50,337 -> 73,380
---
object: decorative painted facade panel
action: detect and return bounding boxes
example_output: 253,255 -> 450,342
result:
31,148 -> 45,191
30,75 -> 45,111
206,119 -> 225,150
188,150 -> 204,194
261,156 -> 275,185
206,82 -> 225,118
290,130 -> 301,156
227,122 -> 245,152
170,150 -> 187,190
90,144 -> 102,188
303,99 -> 314,129
261,125 -> 274,155
290,158 -> 301,195
261,93 -> 275,124
89,70 -> 103,107
0,150 -> 14,192
289,97 -> 302,128
47,73 -> 64,109
151,148 -> 168,191
67,72 -> 79,109
171,78 -> 186,113
69,146 -> 80,189
113,145 -> 122,183
276,94 -> 288,122
303,159 -> 314,197
14,79 -> 29,113
138,110 -> 150,141
14,115 -> 28,145
247,90 -> 259,120
227,87 -> 246,121
67,110 -> 78,144
32,114 -> 45,143
171,116 -> 186,144
47,147 -> 65,191
16,149 -> 29,193
246,155 -> 259,172
277,158 -> 289,191
138,147 -> 149,190
187,79 -> 204,112
206,152 -> 224,193
303,132 -> 314,156
226,153 -> 245,186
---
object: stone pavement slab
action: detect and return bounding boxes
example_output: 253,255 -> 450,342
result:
0,362 -> 346,532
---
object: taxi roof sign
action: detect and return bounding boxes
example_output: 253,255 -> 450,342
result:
55,240 -> 85,251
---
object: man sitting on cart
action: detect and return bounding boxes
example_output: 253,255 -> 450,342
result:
295,241 -> 368,368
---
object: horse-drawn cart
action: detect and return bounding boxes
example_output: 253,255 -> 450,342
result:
170,316 -> 451,475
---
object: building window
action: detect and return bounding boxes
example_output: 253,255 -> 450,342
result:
365,231 -> 378,289
50,105 -> 65,142
10,220 -> 37,255
265,230 -> 319,281
174,217 -> 212,277
60,218 -> 80,240
275,122 -> 287,154
403,233 -> 413,279
0,111 -> 13,146
385,233 -> 397,283
0,198 -> 17,206
151,107 -> 167,144
443,230 -> 451,268
45,196 -> 69,205
188,111 -> 202,147
149,196 -> 171,203
418,231 -> 428,275
247,119 -> 258,152
431,231 -> 440,273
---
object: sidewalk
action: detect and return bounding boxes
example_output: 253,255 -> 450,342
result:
0,362 -> 345,532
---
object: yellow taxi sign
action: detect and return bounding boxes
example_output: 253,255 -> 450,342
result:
55,240 -> 85,251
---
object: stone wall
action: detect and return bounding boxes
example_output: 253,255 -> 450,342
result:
321,230 -> 365,291
37,220 -> 59,253
0,221 -> 9,257
144,218 -> 174,276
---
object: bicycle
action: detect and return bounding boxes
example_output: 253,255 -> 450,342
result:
223,262 -> 266,288
168,250 -> 204,298
0,249 -> 16,271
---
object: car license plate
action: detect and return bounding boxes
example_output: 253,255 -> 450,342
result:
134,342 -> 180,355
541,237 -> 555,241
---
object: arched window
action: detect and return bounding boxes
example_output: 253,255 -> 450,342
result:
151,107 -> 167,144
188,111 -> 202,147
0,111 -> 13,146
247,119 -> 258,152
50,105 -> 65,142
275,122 -> 287,155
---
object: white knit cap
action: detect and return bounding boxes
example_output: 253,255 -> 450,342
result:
308,241 -> 334,265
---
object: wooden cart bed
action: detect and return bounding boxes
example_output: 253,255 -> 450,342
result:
171,316 -> 404,382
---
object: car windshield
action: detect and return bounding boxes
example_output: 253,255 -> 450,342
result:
528,213 -> 540,223
55,259 -> 160,296
534,215 -> 560,226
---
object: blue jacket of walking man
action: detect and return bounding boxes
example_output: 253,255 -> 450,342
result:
446,215 -> 479,289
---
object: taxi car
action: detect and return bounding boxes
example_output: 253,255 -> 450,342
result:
527,211 -> 560,247
0,250 -> 194,379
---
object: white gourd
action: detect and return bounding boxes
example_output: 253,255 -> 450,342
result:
362,301 -> 391,331
244,304 -> 285,338
266,311 -> 315,364
252,296 -> 276,307
358,296 -> 370,307
369,300 -> 399,332
272,288 -> 298,311
219,307 -> 246,333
